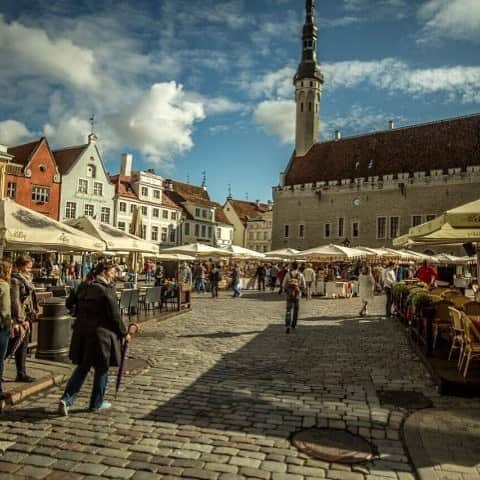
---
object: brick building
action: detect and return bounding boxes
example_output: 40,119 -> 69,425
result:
272,0 -> 480,251
5,138 -> 61,219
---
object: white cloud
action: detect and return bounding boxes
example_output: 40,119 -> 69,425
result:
0,120 -> 32,145
248,67 -> 296,99
417,0 -> 480,43
199,97 -> 247,115
253,100 -> 295,143
0,15 -> 97,90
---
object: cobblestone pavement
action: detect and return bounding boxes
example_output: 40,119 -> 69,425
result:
1,292 -> 479,480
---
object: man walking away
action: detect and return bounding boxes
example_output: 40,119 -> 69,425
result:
256,264 -> 266,291
231,264 -> 241,298
282,262 -> 306,333
303,263 -> 316,300
210,263 -> 222,298
382,262 -> 396,318
270,264 -> 279,291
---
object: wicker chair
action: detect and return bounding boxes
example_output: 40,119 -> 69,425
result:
430,287 -> 447,296
447,307 -> 464,368
433,299 -> 454,349
441,289 -> 463,300
462,301 -> 480,316
460,315 -> 480,378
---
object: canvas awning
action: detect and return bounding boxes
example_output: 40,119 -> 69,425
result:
265,248 -> 300,259
296,244 -> 368,260
222,245 -> 266,259
161,242 -> 232,258
0,198 -> 105,253
66,216 -> 158,254
156,252 -> 196,261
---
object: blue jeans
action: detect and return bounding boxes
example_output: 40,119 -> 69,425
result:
61,365 -> 109,410
0,328 -> 10,393
285,298 -> 300,328
232,281 -> 241,297
195,278 -> 205,293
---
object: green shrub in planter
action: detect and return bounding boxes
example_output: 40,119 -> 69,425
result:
393,282 -> 410,296
411,291 -> 433,314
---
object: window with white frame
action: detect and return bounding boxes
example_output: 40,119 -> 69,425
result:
412,215 -> 423,227
84,204 -> 94,217
161,227 -> 167,242
153,208 -> 159,218
352,221 -> 360,238
117,221 -> 126,231
377,217 -> 387,239
31,186 -> 50,203
202,209 -> 207,219
151,226 -> 158,241
389,216 -> 400,239
185,222 -> 190,235
195,208 -> 200,217
337,217 -> 345,237
141,186 -> 148,197
153,189 -> 160,199
171,211 -> 177,220
93,182 -> 103,196
78,179 -> 88,193
324,223 -> 331,239
195,224 -> 199,236
284,225 -> 289,238
201,225 -> 206,237
207,210 -> 213,220
141,225 -> 147,239
169,228 -> 175,243
208,226 -> 212,238
6,182 -> 16,199
130,204 -> 135,213
216,228 -> 221,238
65,202 -> 76,219
101,207 -> 110,224
141,206 -> 148,216
162,210 -> 168,219
119,202 -> 127,213
299,224 -> 305,238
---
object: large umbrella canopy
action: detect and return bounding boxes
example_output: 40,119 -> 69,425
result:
161,242 -> 232,258
265,248 -> 300,259
156,252 -> 196,261
296,244 -> 368,260
66,216 -> 158,254
222,245 -> 266,259
0,198 -> 104,252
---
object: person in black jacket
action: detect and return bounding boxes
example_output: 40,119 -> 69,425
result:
59,262 -> 129,415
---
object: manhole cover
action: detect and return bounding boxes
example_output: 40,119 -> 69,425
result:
377,390 -> 433,409
291,428 -> 376,464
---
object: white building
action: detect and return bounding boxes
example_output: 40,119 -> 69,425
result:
213,202 -> 234,248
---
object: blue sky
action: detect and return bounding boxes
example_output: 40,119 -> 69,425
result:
0,0 -> 479,204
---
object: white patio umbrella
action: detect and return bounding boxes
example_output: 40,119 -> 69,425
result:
297,244 -> 368,261
265,248 -> 300,259
222,245 -> 266,259
0,198 -> 105,255
66,216 -> 158,254
161,242 -> 233,258
156,252 -> 196,261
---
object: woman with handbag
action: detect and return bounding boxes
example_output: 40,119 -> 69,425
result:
8,255 -> 38,383
0,261 -> 13,401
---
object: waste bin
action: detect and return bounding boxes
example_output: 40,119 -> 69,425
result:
36,298 -> 72,362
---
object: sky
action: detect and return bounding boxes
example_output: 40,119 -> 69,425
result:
0,0 -> 479,205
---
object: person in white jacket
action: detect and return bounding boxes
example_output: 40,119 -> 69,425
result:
358,265 -> 375,316
303,263 -> 316,300
382,262 -> 397,317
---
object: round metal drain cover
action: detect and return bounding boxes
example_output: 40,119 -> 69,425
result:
291,428 -> 376,464
377,390 -> 433,410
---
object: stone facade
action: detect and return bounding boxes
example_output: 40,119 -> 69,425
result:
246,209 -> 273,253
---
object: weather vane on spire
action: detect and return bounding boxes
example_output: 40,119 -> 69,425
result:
88,114 -> 98,143
227,184 -> 232,199
89,114 -> 96,134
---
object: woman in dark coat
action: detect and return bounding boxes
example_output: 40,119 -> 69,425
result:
59,262 -> 128,415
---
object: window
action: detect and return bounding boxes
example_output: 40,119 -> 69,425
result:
162,210 -> 169,219
153,208 -> 159,218
6,182 -> 16,199
93,182 -> 103,196
118,221 -> 126,231
337,218 -> 345,238
425,214 -> 436,222
161,227 -> 168,242
412,215 -> 422,227
86,164 -> 96,178
377,217 -> 387,239
100,207 -> 110,223
84,204 -> 94,217
324,223 -> 331,239
171,211 -> 177,220
151,226 -> 158,241
141,186 -> 148,197
389,216 -> 400,239
201,225 -> 206,237
65,202 -> 76,219
119,202 -> 127,213
185,222 -> 190,235
195,224 -> 199,237
216,228 -> 221,238
207,211 -> 213,220
308,102 -> 312,112
78,179 -> 88,193
153,189 -> 160,199
130,204 -> 135,213
208,226 -> 212,238
195,208 -> 200,217
352,221 -> 359,238
31,186 -> 50,203
264,231 -> 268,240
202,209 -> 207,219
169,228 -> 176,243
299,224 -> 305,238
141,206 -> 148,216
284,225 -> 289,238
141,225 -> 147,239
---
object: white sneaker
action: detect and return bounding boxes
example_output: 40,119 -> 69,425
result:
58,399 -> 69,416
91,400 -> 112,412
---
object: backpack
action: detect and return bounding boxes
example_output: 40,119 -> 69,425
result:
286,271 -> 300,299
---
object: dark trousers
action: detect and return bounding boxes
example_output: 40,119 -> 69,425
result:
385,287 -> 393,317
211,283 -> 219,298
270,277 -> 277,291
5,331 -> 28,377
61,365 -> 109,410
285,298 -> 300,328
258,277 -> 265,291
0,328 -> 10,392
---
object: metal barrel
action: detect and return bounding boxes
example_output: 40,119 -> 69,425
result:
36,298 -> 72,362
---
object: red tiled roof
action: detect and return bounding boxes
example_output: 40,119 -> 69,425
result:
7,138 -> 43,166
285,113 -> 480,185
170,180 -> 215,206
161,193 -> 181,209
228,199 -> 270,226
53,144 -> 88,174
110,174 -> 138,200
212,202 -> 233,225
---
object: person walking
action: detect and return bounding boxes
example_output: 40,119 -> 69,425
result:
282,262 -> 306,334
0,261 -> 13,401
59,262 -> 129,415
358,265 -> 375,316
179,262 -> 192,287
231,264 -> 241,298
303,263 -> 316,300
382,262 -> 396,318
270,264 -> 279,291
8,255 -> 38,383
256,264 -> 266,291
209,263 -> 222,298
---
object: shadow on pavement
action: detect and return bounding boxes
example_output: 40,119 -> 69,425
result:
177,331 -> 263,339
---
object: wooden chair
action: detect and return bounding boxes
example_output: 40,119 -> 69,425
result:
462,301 -> 480,316
447,307 -> 464,367
460,316 -> 480,378
433,299 -> 454,349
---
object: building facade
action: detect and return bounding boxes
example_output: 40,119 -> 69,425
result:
54,134 -> 115,224
213,202 -> 234,248
6,138 -> 61,219
111,154 -> 182,247
246,208 -> 273,253
272,0 -> 480,250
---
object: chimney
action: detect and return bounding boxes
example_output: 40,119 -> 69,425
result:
120,153 -> 133,177
334,130 -> 341,140
165,179 -> 174,191
388,120 -> 394,130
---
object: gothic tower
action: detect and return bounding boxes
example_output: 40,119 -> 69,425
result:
294,0 -> 324,156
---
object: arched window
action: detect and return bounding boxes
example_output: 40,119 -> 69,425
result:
300,103 -> 304,113
87,164 -> 96,178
